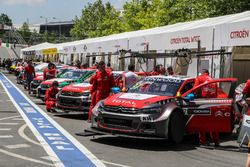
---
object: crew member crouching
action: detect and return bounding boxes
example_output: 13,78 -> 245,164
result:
45,81 -> 59,112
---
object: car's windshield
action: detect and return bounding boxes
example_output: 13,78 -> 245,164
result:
128,77 -> 183,96
35,63 -> 48,72
60,70 -> 88,79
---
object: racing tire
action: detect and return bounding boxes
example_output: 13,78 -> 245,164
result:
169,111 -> 185,144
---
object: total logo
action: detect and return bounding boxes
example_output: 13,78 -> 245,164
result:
215,111 -> 230,117
112,99 -> 136,105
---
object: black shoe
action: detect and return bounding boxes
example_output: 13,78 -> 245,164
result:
199,142 -> 210,146
214,142 -> 220,147
51,109 -> 57,113
47,109 -> 51,112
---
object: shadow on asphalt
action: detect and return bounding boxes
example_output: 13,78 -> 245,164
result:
90,134 -> 199,152
0,110 -> 17,113
53,113 -> 88,120
90,133 -> 241,152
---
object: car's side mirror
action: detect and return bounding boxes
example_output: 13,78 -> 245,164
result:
185,93 -> 195,101
121,87 -> 127,92
111,87 -> 120,94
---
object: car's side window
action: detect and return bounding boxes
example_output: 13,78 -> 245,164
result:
180,81 -> 194,94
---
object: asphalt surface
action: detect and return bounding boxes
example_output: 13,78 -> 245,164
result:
0,67 -> 247,167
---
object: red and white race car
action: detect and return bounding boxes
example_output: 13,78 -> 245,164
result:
56,71 -> 146,113
89,75 -> 238,143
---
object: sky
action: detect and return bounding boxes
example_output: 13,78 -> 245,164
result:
0,0 -> 127,25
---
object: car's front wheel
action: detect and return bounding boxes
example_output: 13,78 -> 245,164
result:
169,110 -> 185,143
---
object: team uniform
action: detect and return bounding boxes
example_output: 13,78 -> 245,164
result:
45,87 -> 59,111
243,80 -> 250,97
194,72 -> 219,145
24,65 -> 35,93
88,70 -> 115,120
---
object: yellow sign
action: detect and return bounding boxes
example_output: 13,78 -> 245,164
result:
42,48 -> 57,55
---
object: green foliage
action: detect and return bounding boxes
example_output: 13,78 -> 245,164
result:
0,13 -> 12,26
18,22 -> 31,42
70,0 -> 123,39
71,0 -> 250,39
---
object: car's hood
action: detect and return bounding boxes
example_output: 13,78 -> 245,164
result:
35,72 -> 43,77
104,93 -> 172,108
62,83 -> 92,93
42,78 -> 73,85
34,76 -> 43,81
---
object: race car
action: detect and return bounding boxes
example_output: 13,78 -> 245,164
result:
17,63 -> 48,85
56,71 -> 146,113
30,66 -> 77,94
37,69 -> 95,100
89,75 -> 237,143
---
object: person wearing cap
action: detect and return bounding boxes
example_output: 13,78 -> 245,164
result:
45,81 -> 59,112
88,61 -> 115,120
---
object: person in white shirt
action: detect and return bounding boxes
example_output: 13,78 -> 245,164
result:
123,64 -> 139,89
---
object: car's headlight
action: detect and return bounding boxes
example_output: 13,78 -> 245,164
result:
82,91 -> 90,96
141,103 -> 162,114
92,100 -> 104,116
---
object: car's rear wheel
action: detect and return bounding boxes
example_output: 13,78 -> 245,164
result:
169,110 -> 185,143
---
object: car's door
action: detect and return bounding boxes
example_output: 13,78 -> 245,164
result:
181,78 -> 237,134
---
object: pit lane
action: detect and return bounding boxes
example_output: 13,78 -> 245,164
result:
1,70 -> 247,167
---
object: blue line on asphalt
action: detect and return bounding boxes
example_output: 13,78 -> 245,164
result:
0,73 -> 105,167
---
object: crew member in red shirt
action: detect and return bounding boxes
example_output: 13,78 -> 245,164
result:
24,60 -> 35,94
194,69 -> 219,146
150,65 -> 161,75
91,62 -> 99,69
43,63 -> 49,81
242,79 -> 250,115
45,81 -> 59,112
167,66 -> 174,75
243,80 -> 250,98
46,63 -> 56,80
88,61 -> 115,120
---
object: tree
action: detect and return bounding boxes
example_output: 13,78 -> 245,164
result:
0,13 -> 12,26
18,22 -> 31,43
28,29 -> 42,45
70,0 -> 123,39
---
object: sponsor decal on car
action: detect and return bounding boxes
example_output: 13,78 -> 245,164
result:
183,108 -> 211,115
73,83 -> 91,87
119,93 -> 157,100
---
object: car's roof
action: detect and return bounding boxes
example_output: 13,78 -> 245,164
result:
147,75 -> 194,81
71,69 -> 95,72
112,71 -> 124,74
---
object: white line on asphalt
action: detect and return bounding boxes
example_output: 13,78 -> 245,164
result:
41,156 -> 59,162
0,128 -> 11,131
0,149 -> 54,166
1,73 -> 106,167
0,135 -> 13,138
0,123 -> 19,125
18,124 -> 41,146
0,122 -> 19,125
12,118 -> 23,121
0,115 -> 20,121
5,144 -> 30,149
102,160 -> 132,167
